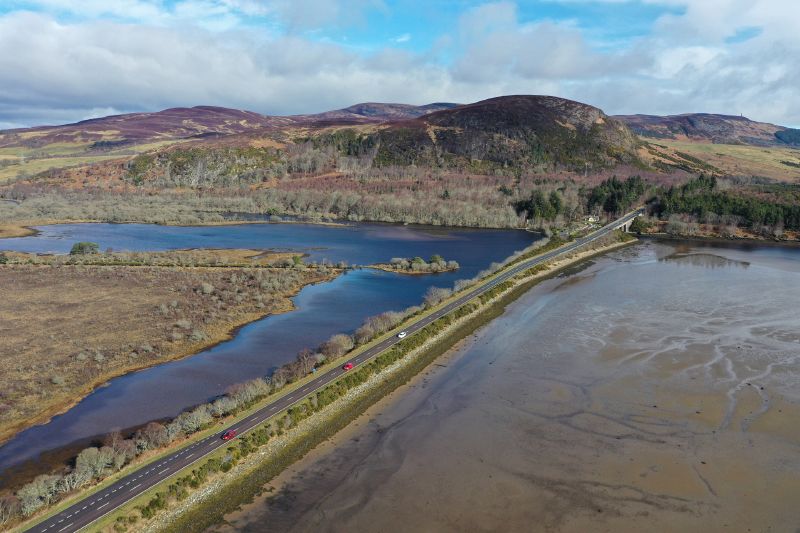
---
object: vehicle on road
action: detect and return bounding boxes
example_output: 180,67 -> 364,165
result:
342,362 -> 354,371
397,331 -> 407,338
221,429 -> 237,440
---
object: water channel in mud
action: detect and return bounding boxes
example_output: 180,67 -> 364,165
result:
215,239 -> 800,533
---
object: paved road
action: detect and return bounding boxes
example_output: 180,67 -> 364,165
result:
26,210 -> 641,533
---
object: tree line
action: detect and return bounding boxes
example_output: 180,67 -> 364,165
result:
651,175 -> 800,230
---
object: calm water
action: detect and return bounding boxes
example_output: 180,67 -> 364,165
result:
0,222 -> 537,479
0,221 -> 524,266
220,240 -> 800,533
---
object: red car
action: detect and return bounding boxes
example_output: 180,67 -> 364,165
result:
342,362 -> 354,371
221,429 -> 237,440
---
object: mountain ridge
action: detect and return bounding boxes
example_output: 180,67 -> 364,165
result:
615,112 -> 800,147
0,102 -> 461,149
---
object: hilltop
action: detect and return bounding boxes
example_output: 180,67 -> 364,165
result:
295,102 -> 459,124
0,101 -> 458,184
315,95 -> 642,173
616,113 -> 800,147
0,102 -> 460,150
616,113 -> 800,181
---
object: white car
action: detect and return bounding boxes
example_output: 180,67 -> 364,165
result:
397,331 -> 407,339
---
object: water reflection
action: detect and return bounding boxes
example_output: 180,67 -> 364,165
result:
661,252 -> 750,269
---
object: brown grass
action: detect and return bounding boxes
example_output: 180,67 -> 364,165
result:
0,259 -> 337,445
645,140 -> 800,181
0,223 -> 37,238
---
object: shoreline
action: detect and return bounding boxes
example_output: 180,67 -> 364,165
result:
0,215 -> 537,242
365,264 -> 460,275
0,223 -> 38,239
638,232 -> 800,249
0,218 -> 348,241
0,270 -> 339,450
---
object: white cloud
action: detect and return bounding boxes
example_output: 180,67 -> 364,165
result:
1,0 -> 799,127
451,3 -> 648,84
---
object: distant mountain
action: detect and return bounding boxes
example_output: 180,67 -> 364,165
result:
297,102 -> 460,124
0,102 -> 462,150
616,113 -> 800,147
329,95 -> 641,171
0,106 -> 294,150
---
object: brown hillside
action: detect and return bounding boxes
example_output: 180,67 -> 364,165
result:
616,113 -> 793,147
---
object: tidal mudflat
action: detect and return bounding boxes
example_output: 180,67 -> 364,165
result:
215,240 -> 800,532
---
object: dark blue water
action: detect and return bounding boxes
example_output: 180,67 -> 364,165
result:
0,222 -> 537,478
0,221 -> 518,266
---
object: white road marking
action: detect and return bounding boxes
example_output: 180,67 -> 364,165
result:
158,468 -> 169,475
186,453 -> 194,458
129,484 -> 141,492
57,523 -> 73,532
98,502 -> 109,510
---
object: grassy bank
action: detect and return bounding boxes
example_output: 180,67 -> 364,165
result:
0,223 -> 37,239
0,261 -> 337,451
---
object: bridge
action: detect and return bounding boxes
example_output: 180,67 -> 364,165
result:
612,208 -> 643,232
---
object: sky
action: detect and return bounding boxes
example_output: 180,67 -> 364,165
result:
0,0 -> 798,128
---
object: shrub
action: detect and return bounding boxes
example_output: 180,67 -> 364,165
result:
320,334 -> 354,358
134,422 -> 169,451
17,474 -> 62,516
424,286 -> 451,307
69,242 -> 99,255
0,495 -> 21,525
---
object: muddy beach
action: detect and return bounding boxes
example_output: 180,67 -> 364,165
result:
212,241 -> 800,533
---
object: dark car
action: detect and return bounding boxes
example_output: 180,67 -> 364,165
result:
221,429 -> 237,440
342,362 -> 354,371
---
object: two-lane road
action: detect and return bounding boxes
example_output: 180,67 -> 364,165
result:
27,210 -> 641,533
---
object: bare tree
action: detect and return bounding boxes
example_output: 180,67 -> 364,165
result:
424,286 -> 452,307
321,334 -> 354,358
0,495 -> 20,525
17,474 -> 62,516
134,422 -> 169,451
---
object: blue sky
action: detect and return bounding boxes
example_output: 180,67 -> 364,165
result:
0,1 -> 797,127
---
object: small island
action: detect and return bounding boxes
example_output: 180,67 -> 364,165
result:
370,254 -> 460,275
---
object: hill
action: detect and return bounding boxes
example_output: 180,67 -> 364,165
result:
616,113 -> 800,147
0,102 -> 461,150
318,95 -> 642,172
295,102 -> 459,124
0,102 -> 460,183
